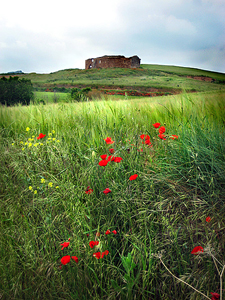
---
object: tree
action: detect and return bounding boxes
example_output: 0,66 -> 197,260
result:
0,76 -> 33,106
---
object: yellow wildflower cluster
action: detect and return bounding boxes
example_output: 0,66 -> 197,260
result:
28,178 -> 59,195
12,128 -> 59,150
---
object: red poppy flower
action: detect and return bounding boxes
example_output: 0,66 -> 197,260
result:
99,160 -> 108,167
170,135 -> 178,140
159,126 -> 166,134
60,241 -> 70,250
145,139 -> 151,146
129,174 -> 138,181
89,241 -> 99,248
210,292 -> 220,300
104,250 -> 109,255
191,246 -> 204,255
109,148 -> 115,154
85,186 -> 93,194
112,230 -> 117,235
103,188 -> 111,194
71,256 -> 78,263
153,123 -> 161,128
107,155 -> 115,162
140,134 -> 145,139
37,133 -> 46,139
93,252 -> 101,259
104,137 -> 114,144
158,133 -> 166,140
114,157 -> 123,163
61,255 -> 71,265
100,154 -> 107,160
105,229 -> 111,235
86,234 -> 89,237
206,216 -> 211,223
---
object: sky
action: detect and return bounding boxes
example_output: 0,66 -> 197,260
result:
0,0 -> 225,74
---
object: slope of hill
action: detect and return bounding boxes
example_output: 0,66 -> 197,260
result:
1,64 -> 225,96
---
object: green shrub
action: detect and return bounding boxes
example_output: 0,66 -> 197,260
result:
0,76 -> 33,106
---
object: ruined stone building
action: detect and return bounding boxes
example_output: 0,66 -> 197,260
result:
85,55 -> 141,70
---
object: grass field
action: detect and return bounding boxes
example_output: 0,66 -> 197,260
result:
2,64 -> 225,95
0,90 -> 225,299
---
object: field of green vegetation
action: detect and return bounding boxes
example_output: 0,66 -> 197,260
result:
0,88 -> 225,299
2,64 -> 225,96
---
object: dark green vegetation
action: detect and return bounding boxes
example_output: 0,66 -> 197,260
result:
0,76 -> 33,106
0,90 -> 225,299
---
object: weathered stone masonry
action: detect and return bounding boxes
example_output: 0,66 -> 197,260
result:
85,55 -> 141,70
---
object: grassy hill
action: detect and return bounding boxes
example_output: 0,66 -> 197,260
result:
1,64 -> 225,96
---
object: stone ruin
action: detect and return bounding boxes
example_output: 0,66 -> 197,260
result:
85,55 -> 141,70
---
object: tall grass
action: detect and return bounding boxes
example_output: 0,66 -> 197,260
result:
0,92 -> 225,299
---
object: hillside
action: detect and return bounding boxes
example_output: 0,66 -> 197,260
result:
1,64 -> 225,96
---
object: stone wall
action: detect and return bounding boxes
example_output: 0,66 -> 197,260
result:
85,55 -> 141,69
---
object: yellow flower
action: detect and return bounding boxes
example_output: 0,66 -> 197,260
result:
34,143 -> 38,147
48,133 -> 52,136
41,178 -> 45,183
26,127 -> 30,132
56,186 -> 59,189
48,182 -> 53,187
20,141 -> 24,144
52,130 -> 55,134
28,138 -> 32,141
52,138 -> 56,141
29,186 -> 33,190
28,143 -> 32,147
12,143 -> 14,146
25,142 -> 28,145
40,143 -> 43,146
48,138 -> 52,140
32,135 -> 35,138
34,190 -> 37,194
57,140 -> 60,143
22,148 -> 25,151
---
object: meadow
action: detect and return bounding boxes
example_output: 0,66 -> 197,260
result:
0,90 -> 225,299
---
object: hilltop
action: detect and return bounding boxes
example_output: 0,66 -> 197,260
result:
1,64 -> 225,96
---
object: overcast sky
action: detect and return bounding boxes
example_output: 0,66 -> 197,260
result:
0,0 -> 224,74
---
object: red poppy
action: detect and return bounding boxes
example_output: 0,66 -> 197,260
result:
158,133 -> 166,140
114,157 -> 123,163
86,234 -> 89,237
170,135 -> 178,140
129,174 -> 138,181
109,148 -> 115,154
104,137 -> 114,144
85,186 -> 93,194
60,241 -> 70,250
140,134 -> 145,139
105,229 -> 111,235
71,256 -> 78,263
159,126 -> 166,134
112,230 -> 117,235
100,154 -> 107,160
153,123 -> 161,128
99,160 -> 108,167
101,250 -> 109,258
206,216 -> 211,223
103,188 -> 111,194
145,138 -> 151,146
89,241 -> 99,248
107,155 -> 115,162
37,133 -> 46,139
61,255 -> 71,265
93,252 -> 101,259
210,292 -> 220,300
191,246 -> 204,255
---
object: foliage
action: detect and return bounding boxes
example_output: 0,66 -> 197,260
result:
0,76 -> 33,106
0,92 -> 224,299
